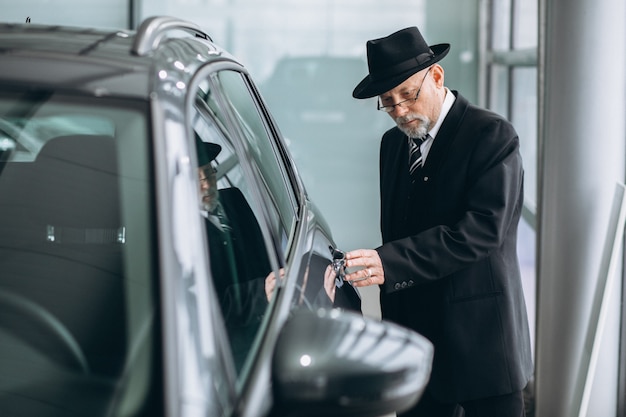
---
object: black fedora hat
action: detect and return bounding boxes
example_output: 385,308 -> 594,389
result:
352,27 -> 450,99
195,134 -> 222,167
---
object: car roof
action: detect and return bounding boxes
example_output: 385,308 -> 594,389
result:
0,17 -> 231,99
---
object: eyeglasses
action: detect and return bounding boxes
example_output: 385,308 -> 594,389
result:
199,166 -> 217,183
377,67 -> 432,113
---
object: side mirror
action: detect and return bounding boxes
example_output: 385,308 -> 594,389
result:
272,308 -> 433,417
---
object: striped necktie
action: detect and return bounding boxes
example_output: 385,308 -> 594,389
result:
408,135 -> 428,175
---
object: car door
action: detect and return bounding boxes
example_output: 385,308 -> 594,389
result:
188,62 -> 354,415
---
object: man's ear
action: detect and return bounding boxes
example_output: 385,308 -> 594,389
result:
431,64 -> 445,87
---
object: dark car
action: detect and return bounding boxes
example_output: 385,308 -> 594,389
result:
0,17 -> 433,417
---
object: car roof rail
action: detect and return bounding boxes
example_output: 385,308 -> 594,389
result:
131,16 -> 213,56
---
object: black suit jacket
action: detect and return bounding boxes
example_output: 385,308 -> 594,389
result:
376,91 -> 533,402
204,188 -> 271,318
204,187 -> 272,369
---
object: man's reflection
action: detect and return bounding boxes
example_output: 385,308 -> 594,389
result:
196,136 -> 360,318
196,137 -> 269,310
196,136 -> 271,369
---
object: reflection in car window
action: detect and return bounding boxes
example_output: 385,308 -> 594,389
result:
212,70 -> 297,254
193,80 -> 278,375
0,112 -> 116,162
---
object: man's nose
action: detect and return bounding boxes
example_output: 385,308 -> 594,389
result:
390,104 -> 409,117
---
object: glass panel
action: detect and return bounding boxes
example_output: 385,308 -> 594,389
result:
213,70 -> 297,254
491,0 -> 512,50
193,76 -> 279,374
511,66 -> 537,207
513,0 -> 538,49
511,66 -> 537,356
260,55 -> 389,251
488,64 -> 511,117
4,0 -> 128,27
0,89 -> 160,415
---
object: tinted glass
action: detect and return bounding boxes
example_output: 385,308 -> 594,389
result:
193,74 -> 281,375
0,89 -> 160,416
213,70 -> 297,253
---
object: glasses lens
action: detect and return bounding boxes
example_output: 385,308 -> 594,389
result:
378,94 -> 416,113
378,100 -> 393,112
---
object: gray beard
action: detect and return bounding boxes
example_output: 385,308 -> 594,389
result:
395,113 -> 430,139
200,191 -> 219,212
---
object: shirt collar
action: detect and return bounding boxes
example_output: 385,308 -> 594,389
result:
428,87 -> 455,139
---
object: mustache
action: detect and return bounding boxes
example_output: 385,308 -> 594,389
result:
395,112 -> 430,139
395,113 -> 427,124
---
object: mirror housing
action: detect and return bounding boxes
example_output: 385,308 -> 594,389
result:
272,308 -> 433,417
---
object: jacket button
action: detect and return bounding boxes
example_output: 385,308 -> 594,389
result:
408,280 -> 414,286
394,283 -> 401,290
423,176 -> 429,181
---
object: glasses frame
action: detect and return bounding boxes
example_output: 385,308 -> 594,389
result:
377,67 -> 432,113
199,165 -> 217,183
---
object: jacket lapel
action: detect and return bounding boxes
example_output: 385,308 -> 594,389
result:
421,91 -> 469,177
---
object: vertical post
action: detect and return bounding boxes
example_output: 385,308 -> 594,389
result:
535,0 -> 626,415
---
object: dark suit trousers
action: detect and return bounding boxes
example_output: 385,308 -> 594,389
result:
399,390 -> 525,417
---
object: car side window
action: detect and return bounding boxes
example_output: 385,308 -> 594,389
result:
209,70 -> 298,256
192,79 -> 278,375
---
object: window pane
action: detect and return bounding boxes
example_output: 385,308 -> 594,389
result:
488,65 -> 510,117
214,70 -> 297,254
511,66 -> 537,207
491,0 -> 512,50
513,0 -> 538,49
0,90 -> 159,415
5,0 -> 128,27
193,85 -> 276,374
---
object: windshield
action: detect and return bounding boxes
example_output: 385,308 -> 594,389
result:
0,88 -> 161,416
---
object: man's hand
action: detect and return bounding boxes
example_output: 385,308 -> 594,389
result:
345,249 -> 384,287
264,268 -> 285,301
323,265 -> 337,302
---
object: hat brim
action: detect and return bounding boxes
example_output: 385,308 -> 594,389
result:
352,43 -> 450,99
